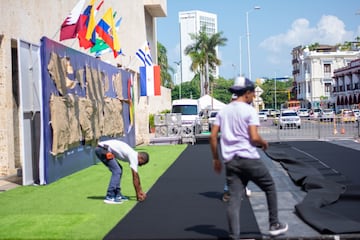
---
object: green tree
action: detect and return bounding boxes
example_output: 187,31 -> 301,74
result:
171,74 -> 201,100
212,77 -> 234,104
260,78 -> 294,109
184,26 -> 227,96
157,42 -> 174,88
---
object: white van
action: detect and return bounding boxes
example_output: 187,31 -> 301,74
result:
171,99 -> 202,134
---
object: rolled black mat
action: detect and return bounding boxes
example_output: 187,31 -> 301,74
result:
266,141 -> 360,234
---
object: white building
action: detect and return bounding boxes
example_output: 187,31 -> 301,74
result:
178,10 -> 218,95
0,0 -> 168,179
292,45 -> 360,109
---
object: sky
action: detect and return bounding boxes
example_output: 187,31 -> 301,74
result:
157,0 -> 360,82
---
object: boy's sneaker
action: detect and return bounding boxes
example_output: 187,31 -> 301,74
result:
116,195 -> 129,201
269,222 -> 288,236
104,196 -> 123,204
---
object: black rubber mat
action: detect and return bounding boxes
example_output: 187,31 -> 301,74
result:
266,141 -> 360,234
104,144 -> 261,240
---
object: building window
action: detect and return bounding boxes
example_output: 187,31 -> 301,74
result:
325,83 -> 331,93
324,64 -> 331,73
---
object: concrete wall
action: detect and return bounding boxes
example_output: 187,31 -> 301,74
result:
136,86 -> 172,145
0,0 -> 168,177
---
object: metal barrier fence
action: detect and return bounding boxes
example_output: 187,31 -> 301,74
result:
258,117 -> 360,142
151,114 -> 360,145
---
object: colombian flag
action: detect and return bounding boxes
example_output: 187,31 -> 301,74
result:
95,8 -> 121,57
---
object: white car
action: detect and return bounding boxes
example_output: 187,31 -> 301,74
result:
258,111 -> 268,121
297,108 -> 310,118
278,110 -> 301,129
310,108 -> 322,119
208,110 -> 218,131
259,108 -> 275,117
319,109 -> 334,122
353,109 -> 360,120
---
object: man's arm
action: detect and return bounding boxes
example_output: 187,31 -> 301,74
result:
131,169 -> 146,201
209,124 -> 222,174
248,125 -> 268,150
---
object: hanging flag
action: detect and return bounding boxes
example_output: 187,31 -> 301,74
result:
139,65 -> 161,96
94,0 -> 104,15
91,16 -> 122,55
77,0 -> 97,49
85,0 -> 97,45
95,8 -> 121,57
127,76 -> 135,133
59,0 -> 86,41
136,41 -> 153,66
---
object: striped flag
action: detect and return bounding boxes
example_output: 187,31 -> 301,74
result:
136,41 -> 153,66
95,8 -> 121,57
84,0 -> 97,45
139,65 -> 161,96
78,0 -> 103,49
91,16 -> 122,57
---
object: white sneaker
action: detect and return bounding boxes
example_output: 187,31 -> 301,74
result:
103,196 -> 123,204
269,222 -> 288,236
245,187 -> 251,197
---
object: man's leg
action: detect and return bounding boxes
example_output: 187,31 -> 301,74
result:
246,159 -> 278,225
106,158 -> 122,198
225,160 -> 245,240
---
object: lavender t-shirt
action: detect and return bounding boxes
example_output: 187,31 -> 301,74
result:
214,101 -> 260,162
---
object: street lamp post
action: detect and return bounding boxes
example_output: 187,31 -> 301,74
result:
246,6 -> 260,81
174,61 -> 181,99
239,35 -> 243,76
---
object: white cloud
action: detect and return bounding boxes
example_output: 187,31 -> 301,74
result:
260,15 -> 355,53
258,15 -> 357,74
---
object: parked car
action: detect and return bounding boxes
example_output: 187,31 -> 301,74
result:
278,110 -> 301,129
297,108 -> 310,118
353,109 -> 360,120
310,108 -> 322,119
319,109 -> 334,122
259,108 -> 275,117
339,109 -> 356,123
258,111 -> 268,121
208,110 -> 218,131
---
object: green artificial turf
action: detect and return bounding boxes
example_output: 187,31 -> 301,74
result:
0,144 -> 187,240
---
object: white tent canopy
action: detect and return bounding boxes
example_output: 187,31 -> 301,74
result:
198,94 -> 226,110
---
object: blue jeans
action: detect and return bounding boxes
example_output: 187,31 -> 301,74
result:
95,147 -> 123,198
225,156 -> 278,240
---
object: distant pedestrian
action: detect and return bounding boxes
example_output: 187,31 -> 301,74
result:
209,76 -> 288,239
95,139 -> 149,204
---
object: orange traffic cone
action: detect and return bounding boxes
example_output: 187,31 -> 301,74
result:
341,127 -> 345,134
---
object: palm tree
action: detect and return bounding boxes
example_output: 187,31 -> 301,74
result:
157,42 -> 174,89
184,26 -> 227,96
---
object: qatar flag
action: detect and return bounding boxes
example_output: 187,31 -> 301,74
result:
59,0 -> 86,41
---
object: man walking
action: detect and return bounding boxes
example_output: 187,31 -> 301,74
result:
209,76 -> 288,239
95,139 -> 149,204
